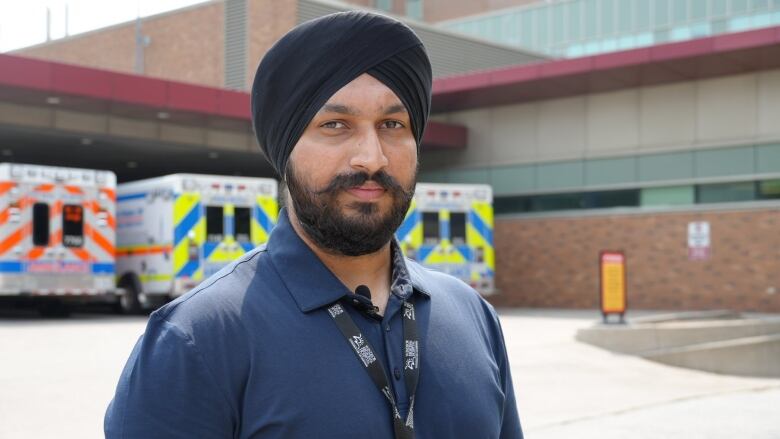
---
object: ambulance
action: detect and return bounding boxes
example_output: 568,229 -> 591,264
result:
0,163 -> 118,316
115,174 -> 278,312
396,183 -> 495,294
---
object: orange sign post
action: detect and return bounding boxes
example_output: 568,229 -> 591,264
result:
599,251 -> 627,324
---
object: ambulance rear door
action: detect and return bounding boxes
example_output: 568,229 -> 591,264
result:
22,170 -> 92,293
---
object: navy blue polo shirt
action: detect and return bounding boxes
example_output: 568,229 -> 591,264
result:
105,209 -> 523,438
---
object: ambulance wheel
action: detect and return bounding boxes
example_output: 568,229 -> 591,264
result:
116,276 -> 142,315
37,299 -> 71,318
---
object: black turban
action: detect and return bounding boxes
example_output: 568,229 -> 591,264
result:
251,11 -> 433,178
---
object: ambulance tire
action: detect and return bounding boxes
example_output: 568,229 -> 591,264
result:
37,299 -> 71,318
116,275 -> 142,315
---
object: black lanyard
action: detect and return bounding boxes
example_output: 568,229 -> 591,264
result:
327,299 -> 419,439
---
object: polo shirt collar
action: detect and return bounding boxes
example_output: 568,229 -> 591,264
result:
267,208 -> 429,313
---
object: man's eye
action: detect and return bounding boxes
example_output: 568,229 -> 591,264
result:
381,120 -> 404,129
321,121 -> 346,129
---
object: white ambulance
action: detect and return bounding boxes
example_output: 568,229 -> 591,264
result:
396,183 -> 495,294
115,174 -> 278,313
0,163 -> 118,316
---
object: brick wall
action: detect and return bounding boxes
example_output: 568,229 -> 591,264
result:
489,207 -> 780,312
17,24 -> 137,75
18,2 -> 227,88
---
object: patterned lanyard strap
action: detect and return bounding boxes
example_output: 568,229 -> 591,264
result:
327,300 -> 419,439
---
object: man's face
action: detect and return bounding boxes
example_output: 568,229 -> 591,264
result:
286,73 -> 418,256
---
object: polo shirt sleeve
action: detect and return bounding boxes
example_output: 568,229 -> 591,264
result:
104,313 -> 235,438
494,313 -> 524,439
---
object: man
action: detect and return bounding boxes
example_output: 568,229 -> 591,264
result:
105,11 -> 522,439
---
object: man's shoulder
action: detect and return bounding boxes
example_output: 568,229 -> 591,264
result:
153,244 -> 274,332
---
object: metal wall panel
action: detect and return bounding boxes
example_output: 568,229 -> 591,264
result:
224,0 -> 247,90
296,0 -> 547,78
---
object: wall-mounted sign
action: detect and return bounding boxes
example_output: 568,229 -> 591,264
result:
600,251 -> 626,323
688,221 -> 711,261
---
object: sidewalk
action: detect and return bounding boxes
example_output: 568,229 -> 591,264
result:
498,309 -> 780,438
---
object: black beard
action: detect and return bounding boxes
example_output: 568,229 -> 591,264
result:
285,163 -> 415,257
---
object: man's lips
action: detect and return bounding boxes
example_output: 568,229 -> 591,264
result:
346,185 -> 386,201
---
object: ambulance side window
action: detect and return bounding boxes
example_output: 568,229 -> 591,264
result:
32,203 -> 50,247
234,207 -> 251,242
62,204 -> 84,247
422,212 -> 439,245
450,212 -> 467,245
206,206 -> 224,243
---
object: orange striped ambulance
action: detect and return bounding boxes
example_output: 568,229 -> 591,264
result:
0,163 -> 118,316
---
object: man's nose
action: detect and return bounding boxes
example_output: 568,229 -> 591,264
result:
349,127 -> 389,174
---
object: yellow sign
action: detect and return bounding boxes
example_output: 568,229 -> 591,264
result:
600,251 -> 626,317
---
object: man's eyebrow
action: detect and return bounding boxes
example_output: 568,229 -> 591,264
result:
318,103 -> 407,117
383,103 -> 407,115
319,103 -> 360,116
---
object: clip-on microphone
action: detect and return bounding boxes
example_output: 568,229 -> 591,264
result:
353,285 -> 381,320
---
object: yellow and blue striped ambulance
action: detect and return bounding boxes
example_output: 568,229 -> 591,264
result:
115,174 -> 278,313
396,183 -> 495,295
0,163 -> 118,316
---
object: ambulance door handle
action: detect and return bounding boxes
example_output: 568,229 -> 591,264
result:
12,245 -> 22,256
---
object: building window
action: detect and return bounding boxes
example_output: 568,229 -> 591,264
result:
375,0 -> 392,12
494,196 -> 531,215
406,0 -> 423,20
758,179 -> 780,199
583,189 -> 639,208
530,193 -> 585,212
640,186 -> 695,206
494,179 -> 780,216
696,181 -> 757,204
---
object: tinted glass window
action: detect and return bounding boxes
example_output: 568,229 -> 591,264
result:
758,179 -> 780,200
640,186 -> 695,206
450,212 -> 467,245
422,212 -> 439,244
234,207 -> 251,242
584,189 -> 640,208
33,203 -> 50,247
206,206 -> 224,243
531,193 -> 584,212
697,182 -> 756,203
494,196 -> 531,215
62,204 -> 84,247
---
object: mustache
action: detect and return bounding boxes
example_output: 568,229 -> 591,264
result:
315,170 -> 411,196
